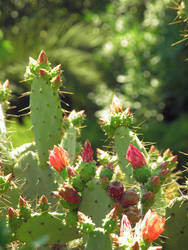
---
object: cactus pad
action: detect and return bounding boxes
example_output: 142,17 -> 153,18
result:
79,179 -> 114,226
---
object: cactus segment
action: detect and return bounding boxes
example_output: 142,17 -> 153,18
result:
162,197 -> 188,250
30,78 -> 62,166
10,142 -> 36,160
85,229 -> 112,250
79,179 -> 114,227
61,126 -> 77,165
15,212 -> 80,244
13,151 -> 57,206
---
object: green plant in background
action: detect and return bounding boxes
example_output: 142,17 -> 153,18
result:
0,51 -> 187,249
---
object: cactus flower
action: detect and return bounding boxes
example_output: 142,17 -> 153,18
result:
81,139 -> 93,162
19,196 -> 27,208
49,145 -> 69,173
8,207 -> 18,218
141,209 -> 165,242
126,144 -> 146,169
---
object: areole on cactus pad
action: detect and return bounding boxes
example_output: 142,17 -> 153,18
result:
0,50 -> 186,250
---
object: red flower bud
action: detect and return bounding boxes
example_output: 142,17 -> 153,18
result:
120,189 -> 139,208
38,50 -> 48,64
141,209 -> 165,242
5,173 -> 12,183
151,176 -> 160,187
81,139 -> 93,162
110,96 -> 123,113
52,74 -> 61,83
159,161 -> 169,169
39,195 -> 48,204
49,145 -> 69,173
160,168 -> 170,178
169,155 -> 178,163
39,68 -> 47,76
143,191 -> 154,201
19,196 -> 27,208
58,184 -> 81,204
163,148 -> 172,157
131,241 -> 139,250
67,167 -> 78,178
8,207 -> 17,218
53,64 -> 62,72
126,144 -> 147,169
149,145 -> 158,153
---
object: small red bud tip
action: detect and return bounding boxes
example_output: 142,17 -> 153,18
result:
110,96 -> 123,113
163,148 -> 172,156
3,80 -> 10,89
54,64 -> 62,72
149,145 -> 157,153
52,74 -> 61,83
5,173 -> 12,183
169,155 -> 178,163
159,161 -> 169,169
99,119 -> 105,125
131,241 -> 139,250
108,207 -> 118,220
19,196 -> 27,208
38,50 -> 48,64
67,166 -> 78,178
125,107 -> 132,116
8,207 -> 17,218
143,191 -> 154,201
81,139 -> 93,162
126,144 -> 147,169
150,176 -> 161,186
77,211 -> 88,223
39,68 -> 47,76
141,209 -> 165,242
160,168 -> 170,177
39,195 -> 48,204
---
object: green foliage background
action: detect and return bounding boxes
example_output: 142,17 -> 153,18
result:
0,0 -> 188,175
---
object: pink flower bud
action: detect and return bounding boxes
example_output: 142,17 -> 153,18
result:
5,173 -> 12,183
19,196 -> 27,208
49,145 -> 69,173
39,68 -> 47,76
58,184 -> 81,204
52,74 -> 61,83
8,207 -> 17,218
39,195 -> 48,204
81,139 -> 93,162
37,50 -> 48,64
126,144 -> 147,169
53,64 -> 62,72
141,209 -> 165,242
120,214 -> 132,237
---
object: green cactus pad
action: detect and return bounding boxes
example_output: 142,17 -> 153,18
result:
79,179 -> 114,227
15,212 -> 80,244
85,229 -> 112,250
61,126 -> 77,165
30,78 -> 62,166
162,196 -> 188,250
14,151 -> 57,206
0,187 -> 20,215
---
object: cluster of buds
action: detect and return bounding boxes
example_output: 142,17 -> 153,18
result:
24,50 -> 62,89
117,210 -> 165,249
107,180 -> 141,225
100,97 -> 133,137
62,110 -> 85,131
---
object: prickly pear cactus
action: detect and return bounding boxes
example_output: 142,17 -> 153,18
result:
0,51 -> 186,250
